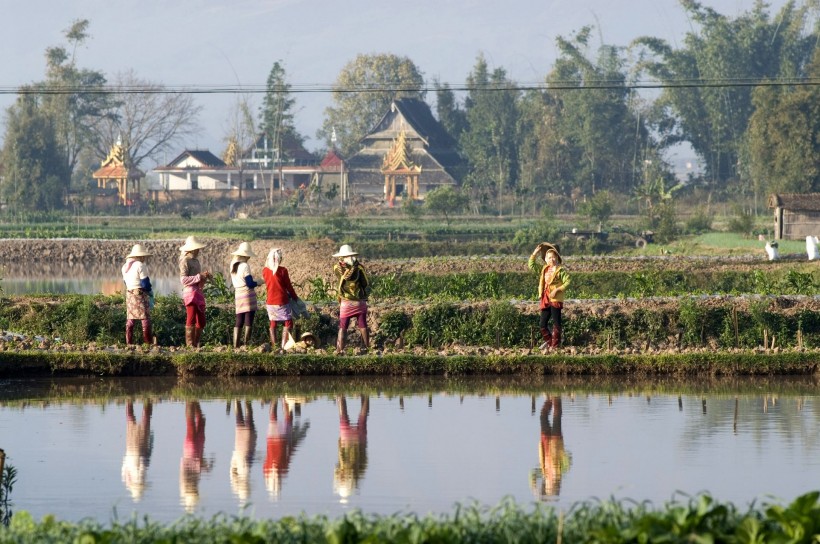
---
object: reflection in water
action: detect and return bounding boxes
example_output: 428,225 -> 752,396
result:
530,396 -> 571,500
229,400 -> 257,505
180,401 -> 211,513
335,395 -> 369,502
122,401 -> 153,501
263,397 -> 310,499
5,376 -> 820,522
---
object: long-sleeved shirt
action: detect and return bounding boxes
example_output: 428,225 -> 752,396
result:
262,266 -> 298,305
528,255 -> 570,303
333,262 -> 369,302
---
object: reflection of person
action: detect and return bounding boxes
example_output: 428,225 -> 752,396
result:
263,397 -> 311,498
230,242 -> 259,349
262,248 -> 300,351
230,400 -> 257,505
528,243 -> 570,350
334,395 -> 369,501
179,236 -> 212,348
122,400 -> 153,501
121,244 -> 154,345
333,245 -> 370,354
180,401 -> 210,513
530,396 -> 571,499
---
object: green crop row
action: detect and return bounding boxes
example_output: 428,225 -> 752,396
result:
1,295 -> 819,353
2,492 -> 820,543
362,268 -> 820,301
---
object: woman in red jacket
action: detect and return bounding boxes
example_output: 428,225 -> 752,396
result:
262,248 -> 300,351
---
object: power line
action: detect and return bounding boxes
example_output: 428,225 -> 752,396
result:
2,77 -> 820,96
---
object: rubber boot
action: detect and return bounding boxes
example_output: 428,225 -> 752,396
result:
550,325 -> 562,348
142,320 -> 152,344
185,326 -> 195,348
242,326 -> 252,347
269,325 -> 277,349
539,328 -> 551,351
193,327 -> 204,348
336,329 -> 346,355
233,327 -> 241,348
126,320 -> 135,345
358,327 -> 370,353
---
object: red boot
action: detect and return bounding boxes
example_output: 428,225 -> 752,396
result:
539,328 -> 552,350
550,325 -> 562,348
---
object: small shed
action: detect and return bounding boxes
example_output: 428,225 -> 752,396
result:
768,193 -> 820,240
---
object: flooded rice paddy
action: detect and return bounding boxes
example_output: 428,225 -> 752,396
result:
0,376 -> 819,522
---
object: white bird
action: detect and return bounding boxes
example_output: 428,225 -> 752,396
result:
807,236 -> 819,261
765,241 -> 779,261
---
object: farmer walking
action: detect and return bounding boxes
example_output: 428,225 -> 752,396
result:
528,243 -> 570,350
333,244 -> 370,354
121,243 -> 154,345
229,242 -> 259,348
262,248 -> 300,352
179,236 -> 212,348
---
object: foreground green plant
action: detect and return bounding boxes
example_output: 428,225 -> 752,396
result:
2,493 -> 820,543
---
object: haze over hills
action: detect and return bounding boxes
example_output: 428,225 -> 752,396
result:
0,0 -> 796,173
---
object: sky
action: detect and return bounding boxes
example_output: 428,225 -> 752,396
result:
0,0 -> 797,169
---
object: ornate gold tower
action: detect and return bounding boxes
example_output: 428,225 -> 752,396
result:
381,129 -> 421,206
92,137 -> 144,206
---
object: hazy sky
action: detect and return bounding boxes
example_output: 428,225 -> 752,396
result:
0,0 -> 796,166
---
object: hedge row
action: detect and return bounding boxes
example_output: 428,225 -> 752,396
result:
2,492 -> 820,543
1,294 -> 819,352
0,350 -> 817,378
366,268 -> 819,301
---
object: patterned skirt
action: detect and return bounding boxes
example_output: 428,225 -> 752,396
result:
340,300 -> 367,319
234,289 -> 258,314
266,304 -> 291,322
126,290 -> 150,320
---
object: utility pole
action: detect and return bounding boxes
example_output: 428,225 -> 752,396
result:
331,127 -> 343,210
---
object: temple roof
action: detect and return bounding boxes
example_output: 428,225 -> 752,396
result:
320,149 -> 344,170
390,98 -> 458,149
162,149 -> 227,168
93,139 -> 144,179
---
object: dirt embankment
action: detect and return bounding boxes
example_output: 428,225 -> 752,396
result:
0,238 -> 340,287
0,238 -> 806,285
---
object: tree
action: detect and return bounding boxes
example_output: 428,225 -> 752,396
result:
434,80 -> 467,141
423,185 -> 468,226
459,54 -> 520,216
517,89 -> 576,210
259,60 -> 303,159
319,54 -> 425,156
1,92 -> 67,212
578,190 -> 614,229
632,1 -> 818,188
38,19 -> 112,193
542,27 -> 650,198
223,97 -> 258,201
747,48 -> 820,194
90,70 -> 201,172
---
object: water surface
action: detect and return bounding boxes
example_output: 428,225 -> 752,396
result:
0,376 -> 818,522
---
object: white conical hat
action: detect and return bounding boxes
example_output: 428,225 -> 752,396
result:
126,243 -> 152,258
332,244 -> 358,258
179,236 -> 206,252
231,242 -> 256,257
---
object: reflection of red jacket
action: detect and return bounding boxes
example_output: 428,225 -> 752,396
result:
264,410 -> 293,476
263,267 -> 297,305
340,413 -> 367,444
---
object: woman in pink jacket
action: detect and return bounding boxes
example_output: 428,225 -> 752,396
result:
179,236 -> 212,348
